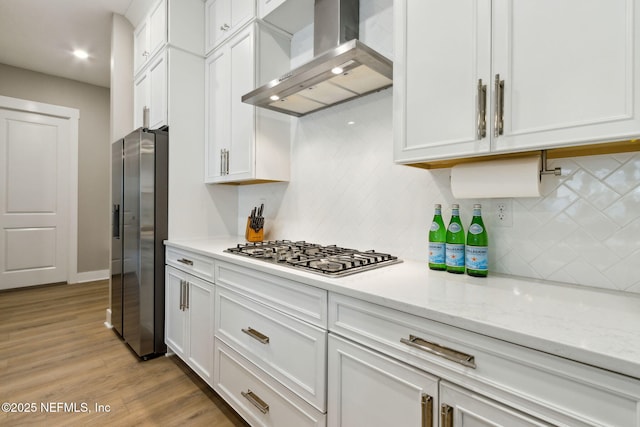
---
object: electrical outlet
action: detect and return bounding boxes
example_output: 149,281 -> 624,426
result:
494,199 -> 513,227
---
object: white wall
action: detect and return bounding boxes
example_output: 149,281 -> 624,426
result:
237,0 -> 640,295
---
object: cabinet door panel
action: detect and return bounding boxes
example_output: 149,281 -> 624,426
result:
228,27 -> 255,181
205,49 -> 231,182
440,382 -> 551,427
328,334 -> 438,427
134,72 -> 149,130
148,53 -> 167,130
493,0 -> 640,151
187,276 -> 214,385
148,0 -> 166,58
231,0 -> 255,29
134,21 -> 149,75
208,0 -> 230,51
394,0 -> 491,163
165,266 -> 186,357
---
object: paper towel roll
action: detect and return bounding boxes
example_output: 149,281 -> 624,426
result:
450,156 -> 542,199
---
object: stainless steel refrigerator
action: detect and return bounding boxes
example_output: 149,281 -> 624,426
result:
111,127 -> 168,359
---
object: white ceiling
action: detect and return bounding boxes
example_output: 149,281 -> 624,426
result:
0,0 -> 154,88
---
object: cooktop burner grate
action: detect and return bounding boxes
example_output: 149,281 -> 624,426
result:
224,240 -> 402,277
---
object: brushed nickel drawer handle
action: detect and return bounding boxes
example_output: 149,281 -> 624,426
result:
400,335 -> 476,369
494,74 -> 505,137
241,389 -> 269,414
441,404 -> 453,427
177,258 -> 193,266
242,327 -> 270,344
421,393 -> 433,427
476,78 -> 487,139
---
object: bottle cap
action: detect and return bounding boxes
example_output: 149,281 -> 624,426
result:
452,204 -> 459,209
474,204 -> 481,208
434,203 -> 441,209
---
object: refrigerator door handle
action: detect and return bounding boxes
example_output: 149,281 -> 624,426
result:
113,204 -> 120,239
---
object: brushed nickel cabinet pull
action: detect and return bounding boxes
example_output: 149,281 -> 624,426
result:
177,258 -> 193,266
220,149 -> 224,175
441,404 -> 453,427
494,74 -> 504,137
185,281 -> 189,310
179,280 -> 184,311
225,149 -> 230,175
241,389 -> 269,414
242,327 -> 270,344
477,79 -> 487,139
400,335 -> 476,368
421,393 -> 433,427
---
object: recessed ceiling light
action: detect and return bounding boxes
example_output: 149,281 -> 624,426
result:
73,50 -> 89,59
331,67 -> 344,75
270,95 -> 280,101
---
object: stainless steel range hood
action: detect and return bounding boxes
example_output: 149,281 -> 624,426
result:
241,0 -> 393,117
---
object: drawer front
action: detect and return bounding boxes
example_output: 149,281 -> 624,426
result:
214,338 -> 326,427
216,284 -> 327,411
329,293 -> 640,427
166,246 -> 215,281
216,261 -> 327,328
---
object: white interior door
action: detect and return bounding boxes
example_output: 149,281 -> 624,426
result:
0,96 -> 79,290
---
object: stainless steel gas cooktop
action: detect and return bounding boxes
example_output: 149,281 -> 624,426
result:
225,240 -> 402,278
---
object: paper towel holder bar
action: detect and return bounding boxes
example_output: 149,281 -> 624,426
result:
540,150 -> 562,177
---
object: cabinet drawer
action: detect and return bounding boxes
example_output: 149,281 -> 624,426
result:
216,284 -> 326,411
215,261 -> 327,328
214,338 -> 326,427
166,247 -> 215,281
329,293 -> 640,427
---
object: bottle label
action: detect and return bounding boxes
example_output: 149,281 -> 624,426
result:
446,244 -> 465,267
448,223 -> 462,233
466,246 -> 488,271
429,242 -> 445,264
430,222 -> 440,232
469,224 -> 484,235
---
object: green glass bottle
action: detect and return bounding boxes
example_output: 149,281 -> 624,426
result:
446,204 -> 465,274
466,204 -> 488,277
428,204 -> 446,270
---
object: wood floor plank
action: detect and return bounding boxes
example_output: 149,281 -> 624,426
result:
0,281 -> 248,427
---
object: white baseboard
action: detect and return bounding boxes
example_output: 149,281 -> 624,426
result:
105,308 -> 112,328
75,269 -> 109,283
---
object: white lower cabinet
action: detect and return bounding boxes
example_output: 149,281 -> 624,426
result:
213,260 -> 328,425
329,293 -> 640,427
328,334 -> 549,427
165,265 -> 214,386
438,382 -> 550,427
214,338 -> 326,427
328,334 -> 439,427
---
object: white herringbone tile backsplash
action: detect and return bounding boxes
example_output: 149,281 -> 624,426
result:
238,89 -> 640,295
238,0 -> 640,294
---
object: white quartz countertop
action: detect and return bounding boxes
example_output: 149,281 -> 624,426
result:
166,238 -> 640,381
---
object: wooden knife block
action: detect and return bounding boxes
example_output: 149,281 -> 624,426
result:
245,217 -> 264,242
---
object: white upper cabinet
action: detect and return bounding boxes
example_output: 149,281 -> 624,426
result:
132,0 -> 204,129
394,0 -> 640,164
205,23 -> 291,184
134,51 -> 167,130
134,0 -> 167,76
394,0 -> 491,163
205,0 -> 255,54
492,0 -> 640,153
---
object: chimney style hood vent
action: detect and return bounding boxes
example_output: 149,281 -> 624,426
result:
241,0 -> 393,117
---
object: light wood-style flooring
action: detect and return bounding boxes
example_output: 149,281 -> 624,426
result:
0,280 -> 248,426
